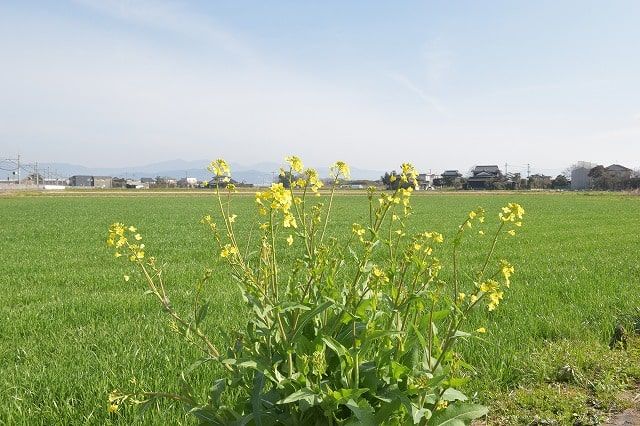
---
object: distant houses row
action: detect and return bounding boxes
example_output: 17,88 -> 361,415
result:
25,162 -> 639,192
66,175 -> 254,189
385,163 -> 638,191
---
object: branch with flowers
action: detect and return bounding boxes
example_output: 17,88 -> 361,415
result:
106,156 -> 524,425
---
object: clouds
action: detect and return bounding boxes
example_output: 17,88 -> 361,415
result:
388,72 -> 446,113
72,0 -> 254,62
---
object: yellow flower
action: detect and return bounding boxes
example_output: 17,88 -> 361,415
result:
478,230 -> 485,235
330,161 -> 350,179
458,292 -> 466,302
107,403 -> 119,414
285,156 -> 304,173
476,327 -> 487,333
468,211 -> 477,219
207,158 -> 231,177
436,400 -> 448,411
480,279 -> 499,293
488,291 -> 504,311
229,214 -> 237,223
128,226 -> 137,232
220,244 -> 238,258
114,252 -> 122,258
286,235 -> 294,246
283,213 -> 297,228
352,223 -> 366,238
304,168 -> 323,192
372,266 -> 389,282
500,260 -> 515,287
425,232 -> 444,243
134,234 -> 142,241
413,243 -> 422,251
259,222 -> 268,230
507,229 -> 516,236
124,275 -> 130,282
499,202 -> 525,222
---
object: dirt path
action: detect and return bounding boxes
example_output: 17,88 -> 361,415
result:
606,389 -> 640,425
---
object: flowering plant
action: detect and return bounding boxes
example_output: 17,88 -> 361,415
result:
107,156 -> 524,424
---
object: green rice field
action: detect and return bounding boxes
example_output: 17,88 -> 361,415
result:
2,191 -> 640,424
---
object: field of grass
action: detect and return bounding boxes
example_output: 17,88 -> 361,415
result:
1,191 -> 640,424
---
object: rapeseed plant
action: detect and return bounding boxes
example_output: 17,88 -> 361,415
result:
106,156 -> 524,424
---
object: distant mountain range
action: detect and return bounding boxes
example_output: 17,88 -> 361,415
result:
39,159 -> 385,185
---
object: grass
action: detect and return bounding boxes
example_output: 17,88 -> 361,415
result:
1,191 -> 639,424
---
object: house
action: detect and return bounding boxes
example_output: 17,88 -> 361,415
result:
155,177 -> 177,188
177,177 -> 198,188
416,173 -> 437,190
125,180 -> 147,189
68,175 -> 112,188
570,162 -> 597,190
68,175 -> 93,187
528,174 -> 552,190
208,176 -> 238,188
466,165 -> 502,189
93,176 -> 112,189
112,177 -> 127,188
605,164 -> 632,180
436,170 -> 463,188
441,170 -> 462,179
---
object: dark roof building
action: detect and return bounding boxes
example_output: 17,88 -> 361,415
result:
441,170 -> 462,178
467,165 -> 503,189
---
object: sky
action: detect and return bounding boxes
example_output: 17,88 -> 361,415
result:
1,0 -> 640,176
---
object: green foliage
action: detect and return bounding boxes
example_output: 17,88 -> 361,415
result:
106,157 -> 525,424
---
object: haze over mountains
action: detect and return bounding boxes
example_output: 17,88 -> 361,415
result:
38,159 -> 386,185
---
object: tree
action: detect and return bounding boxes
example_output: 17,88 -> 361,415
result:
587,165 -> 605,179
551,174 -> 569,189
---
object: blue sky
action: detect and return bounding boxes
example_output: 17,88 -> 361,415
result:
1,1 -> 639,175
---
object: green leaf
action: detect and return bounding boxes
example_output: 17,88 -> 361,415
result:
290,301 -> 333,341
251,372 -> 266,426
210,379 -> 225,407
391,361 -> 409,380
329,388 -> 369,405
411,402 -> 431,424
345,398 -> 375,424
277,387 -> 319,405
184,357 -> 213,376
195,302 -> 209,326
441,388 -> 468,402
322,336 -> 352,363
428,403 -> 488,425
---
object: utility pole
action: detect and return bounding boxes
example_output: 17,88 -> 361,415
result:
504,163 -> 508,176
527,163 -> 530,178
35,162 -> 39,188
17,154 -> 20,185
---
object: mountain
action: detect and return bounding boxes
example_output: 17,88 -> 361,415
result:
38,160 -> 385,185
